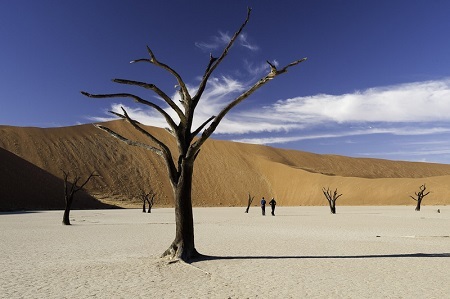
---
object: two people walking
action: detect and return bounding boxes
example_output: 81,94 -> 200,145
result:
261,197 -> 276,216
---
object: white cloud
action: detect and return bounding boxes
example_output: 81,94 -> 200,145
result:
195,31 -> 259,52
359,148 -> 450,158
243,60 -> 270,76
89,78 -> 450,147
238,33 -> 259,51
195,31 -> 231,51
232,126 -> 450,145
265,79 -> 450,124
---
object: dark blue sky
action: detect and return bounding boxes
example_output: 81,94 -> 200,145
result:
1,1 -> 450,163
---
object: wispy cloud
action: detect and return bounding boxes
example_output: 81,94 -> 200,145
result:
238,33 -> 259,51
195,31 -> 259,52
87,76 -> 450,163
232,126 -> 450,145
89,77 -> 450,145
264,79 -> 450,124
88,75 -> 248,132
195,31 -> 231,51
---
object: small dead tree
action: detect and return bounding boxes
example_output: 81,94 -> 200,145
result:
140,189 -> 156,213
147,194 -> 155,213
62,171 -> 98,225
140,190 -> 151,212
410,184 -> 430,211
322,187 -> 342,214
82,8 -> 306,261
245,192 -> 255,213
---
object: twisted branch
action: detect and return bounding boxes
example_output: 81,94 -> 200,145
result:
193,7 -> 252,104
94,124 -> 163,155
189,57 -> 307,154
113,79 -> 185,121
81,91 -> 178,132
130,46 -> 191,105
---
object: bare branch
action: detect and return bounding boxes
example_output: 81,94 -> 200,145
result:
189,57 -> 307,155
266,60 -> 277,73
193,7 -> 252,103
81,91 -> 178,132
108,110 -> 142,123
274,58 -> 308,75
118,108 -> 179,183
94,124 -> 164,156
130,46 -> 192,104
119,107 -> 173,155
191,116 -> 215,137
76,171 -> 99,191
410,195 -> 418,201
113,78 -> 185,121
63,170 -> 98,194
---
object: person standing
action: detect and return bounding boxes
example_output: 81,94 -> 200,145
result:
269,197 -> 277,216
260,197 -> 266,216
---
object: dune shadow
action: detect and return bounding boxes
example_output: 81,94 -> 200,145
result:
0,147 -> 119,211
193,252 -> 450,262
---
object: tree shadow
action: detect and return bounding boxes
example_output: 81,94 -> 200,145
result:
0,211 -> 42,215
192,252 -> 450,263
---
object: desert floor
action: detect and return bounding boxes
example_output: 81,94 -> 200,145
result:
1,206 -> 449,298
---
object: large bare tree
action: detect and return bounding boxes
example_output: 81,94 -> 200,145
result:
81,8 -> 306,261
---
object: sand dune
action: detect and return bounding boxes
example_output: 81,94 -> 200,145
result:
1,120 -> 450,210
0,147 -> 114,211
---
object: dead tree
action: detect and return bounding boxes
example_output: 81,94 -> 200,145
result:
140,189 -> 156,213
245,192 -> 255,213
147,194 -> 155,213
322,187 -> 342,214
62,171 -> 98,225
81,8 -> 306,261
410,184 -> 430,211
140,190 -> 151,212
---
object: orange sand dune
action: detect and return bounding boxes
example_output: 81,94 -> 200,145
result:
1,120 -> 450,210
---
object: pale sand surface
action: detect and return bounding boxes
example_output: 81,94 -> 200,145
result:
1,206 -> 450,298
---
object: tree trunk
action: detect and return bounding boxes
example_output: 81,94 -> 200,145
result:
329,200 -> 336,214
142,201 -> 146,213
162,160 -> 200,261
415,199 -> 422,211
62,195 -> 72,225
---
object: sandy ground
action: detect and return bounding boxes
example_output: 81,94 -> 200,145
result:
1,206 -> 449,298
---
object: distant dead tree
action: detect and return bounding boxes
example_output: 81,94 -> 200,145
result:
322,187 -> 342,214
410,184 -> 430,211
140,189 -> 156,213
62,171 -> 98,225
245,192 -> 255,213
81,8 -> 306,261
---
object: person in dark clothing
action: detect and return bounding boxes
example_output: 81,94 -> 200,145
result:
269,197 -> 277,216
260,197 -> 266,216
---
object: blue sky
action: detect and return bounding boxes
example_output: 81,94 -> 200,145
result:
1,1 -> 450,164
